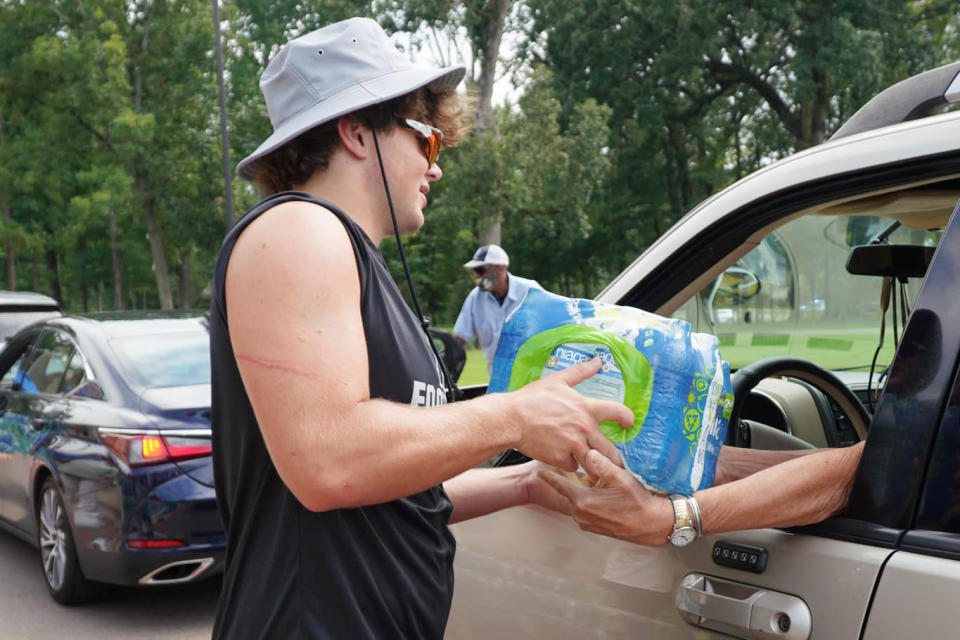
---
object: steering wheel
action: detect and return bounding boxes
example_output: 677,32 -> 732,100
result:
728,356 -> 871,448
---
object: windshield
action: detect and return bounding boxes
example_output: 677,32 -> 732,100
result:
673,214 -> 941,372
109,331 -> 210,389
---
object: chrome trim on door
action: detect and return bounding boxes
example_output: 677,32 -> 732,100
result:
676,573 -> 811,639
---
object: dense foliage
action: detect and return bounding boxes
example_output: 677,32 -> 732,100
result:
0,0 -> 956,320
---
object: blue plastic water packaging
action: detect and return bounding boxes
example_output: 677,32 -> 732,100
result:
487,288 -> 734,495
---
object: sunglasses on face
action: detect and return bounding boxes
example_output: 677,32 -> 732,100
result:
397,118 -> 443,166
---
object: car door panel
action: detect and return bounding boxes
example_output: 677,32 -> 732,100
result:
2,393 -> 56,529
3,329 -> 74,530
0,336 -> 38,523
861,551 -> 960,639
449,511 -> 891,639
0,391 -> 10,519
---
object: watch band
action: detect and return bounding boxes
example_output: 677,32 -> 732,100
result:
668,495 -> 701,547
687,494 -> 703,538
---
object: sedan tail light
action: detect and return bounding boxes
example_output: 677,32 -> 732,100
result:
126,539 -> 186,549
99,429 -> 212,467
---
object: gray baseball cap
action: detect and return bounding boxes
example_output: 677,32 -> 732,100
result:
237,17 -> 465,180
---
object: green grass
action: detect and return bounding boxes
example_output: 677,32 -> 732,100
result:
717,326 -> 897,371
458,348 -> 490,386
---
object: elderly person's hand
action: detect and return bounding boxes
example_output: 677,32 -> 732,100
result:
537,449 -> 673,546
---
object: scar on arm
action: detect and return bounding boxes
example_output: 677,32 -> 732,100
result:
237,353 -> 315,378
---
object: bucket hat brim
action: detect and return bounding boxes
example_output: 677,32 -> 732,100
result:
236,65 -> 464,180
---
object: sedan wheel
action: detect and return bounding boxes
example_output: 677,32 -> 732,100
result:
36,477 -> 101,604
38,487 -> 68,591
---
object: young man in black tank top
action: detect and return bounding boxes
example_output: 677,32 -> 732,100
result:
210,17 -> 635,639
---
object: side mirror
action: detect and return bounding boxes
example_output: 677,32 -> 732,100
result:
704,266 -> 762,326
715,266 -> 762,302
427,328 -> 466,383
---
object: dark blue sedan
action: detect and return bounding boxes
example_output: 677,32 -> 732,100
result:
0,312 -> 223,603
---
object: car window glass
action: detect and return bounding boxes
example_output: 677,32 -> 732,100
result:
18,330 -> 75,395
109,331 -> 210,388
676,214 -> 940,373
60,351 -> 88,396
13,335 -> 45,392
1,351 -> 29,387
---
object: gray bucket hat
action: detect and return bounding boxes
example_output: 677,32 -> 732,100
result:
236,17 -> 465,180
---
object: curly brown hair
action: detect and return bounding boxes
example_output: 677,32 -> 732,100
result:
250,88 -> 470,195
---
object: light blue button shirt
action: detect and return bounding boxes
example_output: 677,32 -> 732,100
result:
453,273 -> 541,369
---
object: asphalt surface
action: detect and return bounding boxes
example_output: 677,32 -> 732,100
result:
0,531 -> 219,639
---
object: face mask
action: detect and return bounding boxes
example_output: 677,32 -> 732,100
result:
476,273 -> 497,291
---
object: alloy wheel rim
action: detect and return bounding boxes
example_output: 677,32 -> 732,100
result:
39,488 -> 67,591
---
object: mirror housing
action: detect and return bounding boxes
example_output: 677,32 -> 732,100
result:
846,244 -> 935,279
715,266 -> 762,302
704,266 -> 762,326
427,328 -> 466,383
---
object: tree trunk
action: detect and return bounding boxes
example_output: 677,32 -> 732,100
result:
0,110 -> 13,290
136,173 -> 173,309
795,69 -> 829,150
663,125 -> 684,218
473,0 -> 511,247
178,252 -> 192,309
45,249 -> 62,305
478,220 -> 501,247
78,237 -> 88,312
32,253 -> 39,292
475,0 -> 511,136
2,194 -> 12,290
109,207 -> 124,309
213,0 -> 235,230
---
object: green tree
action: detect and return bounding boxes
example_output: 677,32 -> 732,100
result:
526,0 -> 960,279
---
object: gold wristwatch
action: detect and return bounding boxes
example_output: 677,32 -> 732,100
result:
668,495 -> 701,547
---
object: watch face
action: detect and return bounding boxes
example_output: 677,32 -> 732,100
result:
670,527 -> 696,547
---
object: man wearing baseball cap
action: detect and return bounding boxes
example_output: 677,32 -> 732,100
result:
454,244 -> 542,372
209,17 -> 633,639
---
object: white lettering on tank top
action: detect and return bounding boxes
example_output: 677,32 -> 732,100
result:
410,380 -> 448,407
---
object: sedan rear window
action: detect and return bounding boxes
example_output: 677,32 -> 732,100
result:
110,332 -> 210,389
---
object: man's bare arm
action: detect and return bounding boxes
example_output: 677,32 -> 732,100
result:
444,461 -> 572,524
226,202 -> 632,513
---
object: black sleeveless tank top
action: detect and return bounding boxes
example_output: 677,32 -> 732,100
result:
210,192 -> 455,639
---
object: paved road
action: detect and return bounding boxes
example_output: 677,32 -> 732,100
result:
0,531 -> 219,639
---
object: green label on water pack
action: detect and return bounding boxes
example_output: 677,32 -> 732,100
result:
506,325 -> 654,443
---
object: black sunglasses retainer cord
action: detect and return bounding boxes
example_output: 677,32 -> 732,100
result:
371,126 -> 463,403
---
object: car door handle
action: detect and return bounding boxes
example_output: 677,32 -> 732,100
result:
676,573 -> 811,639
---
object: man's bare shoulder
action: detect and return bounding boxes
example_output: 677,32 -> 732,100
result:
226,199 -> 360,313
231,200 -> 354,270
240,199 -> 348,245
